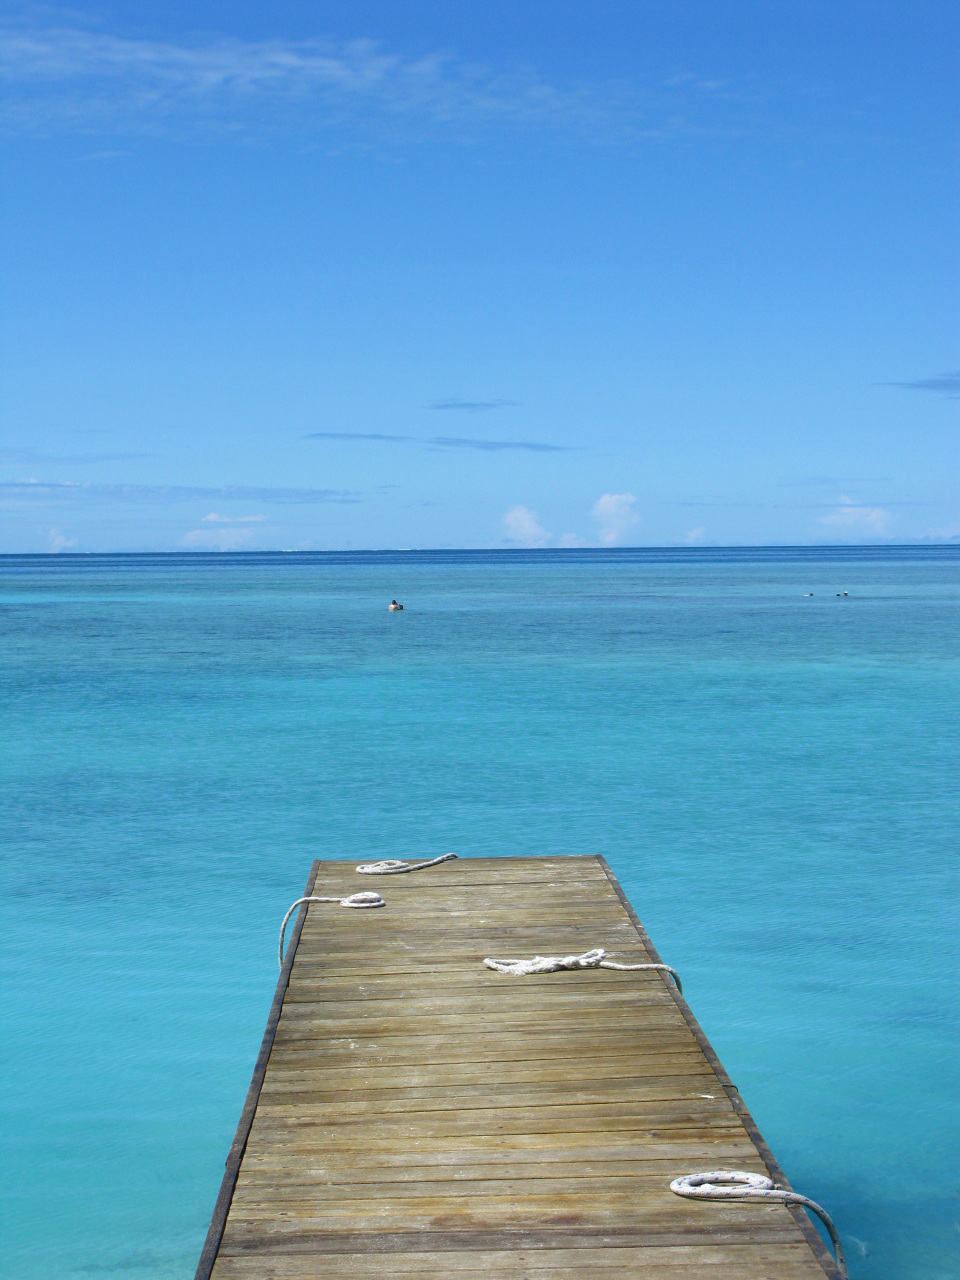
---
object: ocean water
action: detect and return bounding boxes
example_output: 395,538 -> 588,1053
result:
2,547 -> 959,1280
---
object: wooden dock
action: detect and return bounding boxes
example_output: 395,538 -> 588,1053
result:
196,855 -> 839,1279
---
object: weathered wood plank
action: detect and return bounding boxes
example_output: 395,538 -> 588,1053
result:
217,1222 -> 813,1255
256,1054 -> 711,1089
269,1031 -> 707,1064
218,1202 -> 806,1236
273,1013 -> 688,1039
289,963 -> 667,983
230,1170 -> 776,1205
254,1082 -> 727,1116
211,1242 -> 827,1278
279,990 -> 676,1016
234,1128 -> 757,1159
234,1153 -> 764,1186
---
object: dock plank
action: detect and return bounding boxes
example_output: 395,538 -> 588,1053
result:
198,856 -> 837,1280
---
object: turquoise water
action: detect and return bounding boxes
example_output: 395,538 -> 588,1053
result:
2,548 -> 959,1279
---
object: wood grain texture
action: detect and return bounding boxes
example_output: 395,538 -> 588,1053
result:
200,855 -> 836,1280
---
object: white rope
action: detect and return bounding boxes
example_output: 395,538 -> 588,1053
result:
483,946 -> 681,993
671,1172 -> 847,1279
356,852 -> 459,874
278,892 -> 385,969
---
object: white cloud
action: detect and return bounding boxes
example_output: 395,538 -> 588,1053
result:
502,505 -> 549,548
557,531 -> 587,547
180,526 -> 256,550
684,526 -> 706,544
202,512 -> 265,523
0,480 -> 355,503
0,20 -> 749,143
820,496 -> 894,537
46,527 -> 76,552
0,26 -> 594,137
591,493 -> 638,546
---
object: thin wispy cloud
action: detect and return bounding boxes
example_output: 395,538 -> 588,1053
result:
683,497 -> 922,511
820,495 -> 894,536
304,430 -> 571,452
305,431 -> 408,442
777,475 -> 892,487
882,372 -> 960,397
429,436 -> 568,452
180,526 -> 257,550
0,15 -> 749,143
804,499 -> 925,510
681,498 -> 766,508
922,525 -> 960,543
0,447 -> 149,464
201,512 -> 266,523
0,481 -> 359,503
427,398 -> 520,412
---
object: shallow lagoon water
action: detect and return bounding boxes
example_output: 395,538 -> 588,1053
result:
2,547 -> 959,1279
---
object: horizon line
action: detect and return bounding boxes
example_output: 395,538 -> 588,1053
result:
3,541 -> 959,558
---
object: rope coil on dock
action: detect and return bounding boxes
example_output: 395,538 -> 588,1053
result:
483,946 -> 681,993
356,852 -> 459,874
278,892 -> 385,969
670,1171 -> 847,1279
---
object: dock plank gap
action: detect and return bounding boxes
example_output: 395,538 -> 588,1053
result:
196,855 -> 840,1279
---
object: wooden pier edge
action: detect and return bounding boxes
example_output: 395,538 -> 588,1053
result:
596,855 -> 842,1280
194,859 -> 321,1280
194,853 -> 842,1280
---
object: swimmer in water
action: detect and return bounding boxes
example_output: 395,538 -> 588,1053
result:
388,599 -> 403,611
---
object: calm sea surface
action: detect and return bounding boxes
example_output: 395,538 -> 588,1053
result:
2,548 -> 959,1279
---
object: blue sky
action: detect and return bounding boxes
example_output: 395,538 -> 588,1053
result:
1,1 -> 957,551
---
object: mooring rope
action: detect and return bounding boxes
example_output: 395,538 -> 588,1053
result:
278,892 -> 385,969
670,1171 -> 847,1279
483,946 -> 682,993
356,852 -> 459,874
